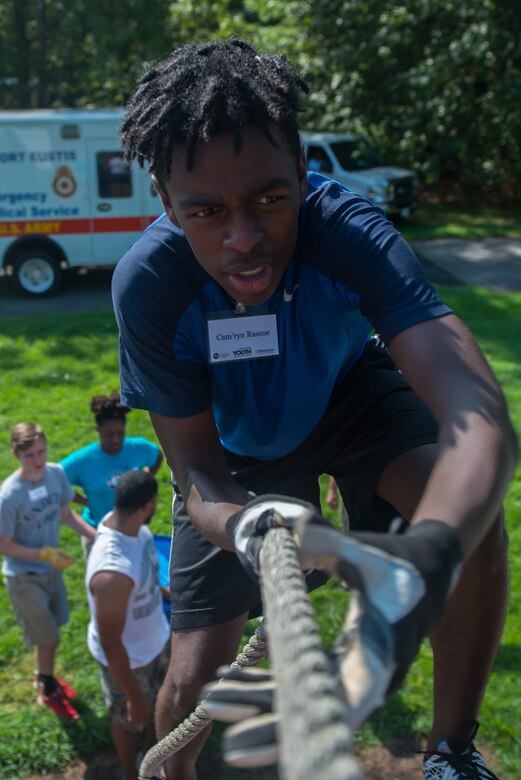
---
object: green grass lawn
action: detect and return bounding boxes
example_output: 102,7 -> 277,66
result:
351,286 -> 521,779
0,285 -> 519,779
400,202 -> 521,241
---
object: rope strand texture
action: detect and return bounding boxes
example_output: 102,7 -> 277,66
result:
139,527 -> 362,779
138,625 -> 268,779
260,528 -> 362,780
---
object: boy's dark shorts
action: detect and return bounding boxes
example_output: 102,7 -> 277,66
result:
169,340 -> 439,631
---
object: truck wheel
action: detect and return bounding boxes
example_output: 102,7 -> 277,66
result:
11,250 -> 63,297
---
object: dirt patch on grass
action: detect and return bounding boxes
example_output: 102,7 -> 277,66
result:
23,739 -> 425,779
22,736 -> 507,780
354,739 -> 423,779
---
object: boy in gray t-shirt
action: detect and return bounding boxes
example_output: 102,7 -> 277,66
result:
0,422 -> 95,721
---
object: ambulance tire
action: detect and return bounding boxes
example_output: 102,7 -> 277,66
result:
12,249 -> 63,297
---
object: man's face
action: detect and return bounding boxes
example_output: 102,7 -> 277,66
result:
157,125 -> 307,307
15,438 -> 48,481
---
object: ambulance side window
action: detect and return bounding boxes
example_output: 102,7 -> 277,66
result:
96,152 -> 132,198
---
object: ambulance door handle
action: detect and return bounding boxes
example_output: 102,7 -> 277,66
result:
97,202 -> 112,212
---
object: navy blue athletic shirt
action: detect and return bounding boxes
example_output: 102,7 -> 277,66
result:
113,174 -> 450,460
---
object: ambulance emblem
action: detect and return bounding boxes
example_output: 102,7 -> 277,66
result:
52,165 -> 77,197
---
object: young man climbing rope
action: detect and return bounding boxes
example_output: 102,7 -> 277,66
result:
112,38 -> 517,780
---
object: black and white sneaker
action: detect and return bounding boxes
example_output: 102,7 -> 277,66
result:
423,721 -> 500,779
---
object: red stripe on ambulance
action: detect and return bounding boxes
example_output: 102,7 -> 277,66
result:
0,215 -> 159,238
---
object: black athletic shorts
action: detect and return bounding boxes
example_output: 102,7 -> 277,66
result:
169,339 -> 439,630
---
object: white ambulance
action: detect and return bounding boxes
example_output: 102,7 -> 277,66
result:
0,112 -> 418,298
0,109 -> 161,297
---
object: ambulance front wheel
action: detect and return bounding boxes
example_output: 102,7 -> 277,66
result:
11,249 -> 63,297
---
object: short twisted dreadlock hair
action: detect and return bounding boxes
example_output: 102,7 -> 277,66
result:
90,392 -> 130,426
120,38 -> 308,180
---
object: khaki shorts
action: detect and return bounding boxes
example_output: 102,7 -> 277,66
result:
98,642 -> 170,733
5,570 -> 69,647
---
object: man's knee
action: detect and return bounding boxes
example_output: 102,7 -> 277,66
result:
159,616 -> 247,720
376,443 -> 437,520
161,655 -> 211,716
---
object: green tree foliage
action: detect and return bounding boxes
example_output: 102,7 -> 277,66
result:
167,0 -> 305,55
299,0 -> 521,201
155,0 -> 521,202
1,0 -> 519,201
0,0 -> 174,108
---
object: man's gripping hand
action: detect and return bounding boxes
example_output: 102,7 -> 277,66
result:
300,519 -> 463,726
225,495 -> 323,582
39,546 -> 76,571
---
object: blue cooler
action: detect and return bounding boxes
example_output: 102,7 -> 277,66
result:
154,533 -> 172,619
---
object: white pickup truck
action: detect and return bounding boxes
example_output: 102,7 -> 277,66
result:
301,131 -> 417,218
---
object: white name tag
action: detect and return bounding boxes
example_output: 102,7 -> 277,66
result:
29,486 -> 48,501
208,314 -> 279,364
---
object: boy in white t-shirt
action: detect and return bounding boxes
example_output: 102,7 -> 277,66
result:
86,469 -> 170,780
0,422 -> 96,721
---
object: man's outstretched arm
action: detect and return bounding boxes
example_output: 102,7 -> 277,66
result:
91,571 -> 150,727
150,408 -> 250,550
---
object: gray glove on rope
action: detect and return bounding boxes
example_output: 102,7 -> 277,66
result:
202,666 -> 278,768
204,517 -> 463,768
206,494 -> 327,767
225,494 -> 327,583
299,518 -> 463,725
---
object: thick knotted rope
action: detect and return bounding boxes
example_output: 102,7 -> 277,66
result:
139,528 -> 362,779
138,624 -> 268,779
260,527 -> 362,780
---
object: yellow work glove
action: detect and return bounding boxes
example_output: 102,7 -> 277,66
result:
39,546 -> 76,571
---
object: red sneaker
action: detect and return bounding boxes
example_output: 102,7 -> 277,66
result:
37,686 -> 80,721
55,677 -> 77,700
33,671 -> 77,699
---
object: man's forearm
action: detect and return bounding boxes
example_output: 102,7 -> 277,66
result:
62,508 -> 96,541
101,639 -> 142,700
177,470 -> 249,552
186,485 -> 248,552
412,410 -> 517,557
149,408 -> 250,550
72,491 -> 89,507
390,314 -> 518,558
0,539 -> 42,560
